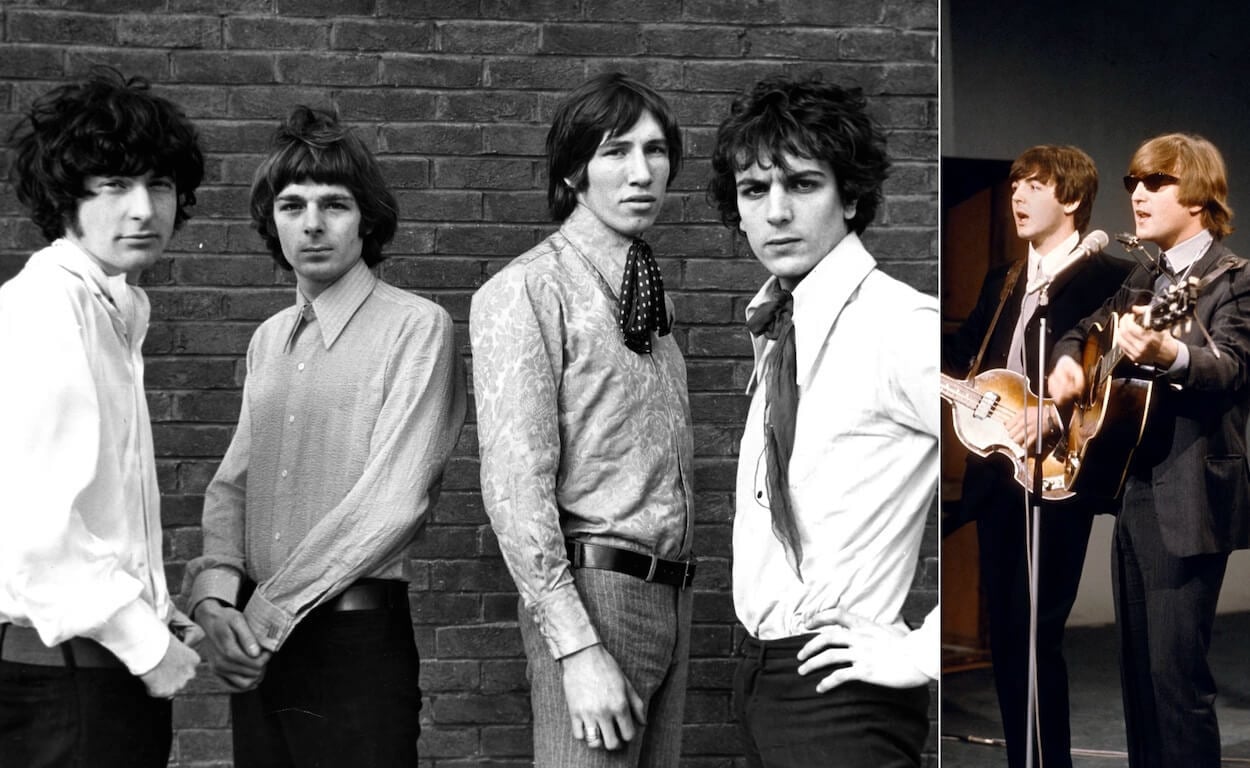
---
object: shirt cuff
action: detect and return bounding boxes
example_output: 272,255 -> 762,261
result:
242,587 -> 297,652
1166,340 -> 1190,376
188,566 -> 243,620
84,598 -> 172,676
532,582 -> 600,660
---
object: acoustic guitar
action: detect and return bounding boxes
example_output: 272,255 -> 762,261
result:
941,369 -> 1073,501
1063,277 -> 1199,498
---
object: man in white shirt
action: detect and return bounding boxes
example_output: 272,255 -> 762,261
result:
707,76 -> 939,767
0,68 -> 205,768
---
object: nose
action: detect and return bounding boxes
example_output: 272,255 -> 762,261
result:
765,186 -> 792,224
626,146 -> 653,186
127,183 -> 155,221
1130,181 -> 1146,204
301,203 -> 324,233
1011,186 -> 1024,205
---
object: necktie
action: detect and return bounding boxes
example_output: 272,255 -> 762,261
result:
618,238 -> 671,354
745,283 -> 804,580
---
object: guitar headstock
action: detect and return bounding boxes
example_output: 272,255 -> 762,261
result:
1142,276 -> 1199,331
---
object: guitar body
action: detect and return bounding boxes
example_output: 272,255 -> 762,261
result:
942,369 -> 1073,501
1064,314 -> 1155,499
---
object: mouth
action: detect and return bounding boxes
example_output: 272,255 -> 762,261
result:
121,233 -> 160,244
622,195 -> 656,206
765,236 -> 801,248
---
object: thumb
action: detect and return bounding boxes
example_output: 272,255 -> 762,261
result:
625,676 -> 647,725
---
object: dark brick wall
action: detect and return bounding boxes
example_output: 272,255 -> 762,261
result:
0,2 -> 938,765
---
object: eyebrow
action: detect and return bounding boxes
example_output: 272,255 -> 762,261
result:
275,192 -> 355,204
735,168 -> 826,188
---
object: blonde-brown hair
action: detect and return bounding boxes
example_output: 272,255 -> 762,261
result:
1128,133 -> 1233,239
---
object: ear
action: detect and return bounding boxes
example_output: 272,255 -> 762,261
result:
843,200 -> 858,221
1062,198 -> 1081,216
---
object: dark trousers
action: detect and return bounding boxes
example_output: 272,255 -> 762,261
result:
0,654 -> 170,768
231,598 -> 422,768
733,633 -> 929,768
1114,479 -> 1228,768
976,486 -> 1094,768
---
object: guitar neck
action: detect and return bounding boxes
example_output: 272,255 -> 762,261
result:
940,374 -> 983,409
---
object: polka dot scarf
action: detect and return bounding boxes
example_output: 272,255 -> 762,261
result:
618,238 -> 671,354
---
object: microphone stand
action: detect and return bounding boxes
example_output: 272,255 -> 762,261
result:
1024,281 -> 1051,768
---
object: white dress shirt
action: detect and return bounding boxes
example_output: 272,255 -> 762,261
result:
733,232 -> 940,678
0,239 -> 172,675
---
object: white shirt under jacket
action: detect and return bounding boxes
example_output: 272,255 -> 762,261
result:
0,239 -> 172,675
733,232 -> 940,679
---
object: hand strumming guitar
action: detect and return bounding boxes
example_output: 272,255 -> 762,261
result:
1048,355 -> 1086,407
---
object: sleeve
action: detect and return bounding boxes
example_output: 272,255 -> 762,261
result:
242,308 -> 468,650
184,339 -> 255,617
470,268 -> 600,660
892,301 -> 942,439
941,263 -> 1004,376
899,605 -> 940,681
0,276 -> 169,676
1180,262 -> 1250,393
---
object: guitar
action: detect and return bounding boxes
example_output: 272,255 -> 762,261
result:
942,369 -> 1074,501
1063,277 -> 1200,498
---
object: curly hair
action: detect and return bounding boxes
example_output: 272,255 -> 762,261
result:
546,72 -> 683,222
8,66 -> 204,242
707,76 -> 890,234
249,106 -> 398,269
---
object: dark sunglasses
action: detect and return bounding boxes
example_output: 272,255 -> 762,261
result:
1123,172 -> 1179,193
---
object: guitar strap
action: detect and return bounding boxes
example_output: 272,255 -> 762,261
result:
968,258 -> 1028,377
1196,253 -> 1246,289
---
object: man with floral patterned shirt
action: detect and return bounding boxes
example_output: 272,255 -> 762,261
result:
470,72 -> 695,767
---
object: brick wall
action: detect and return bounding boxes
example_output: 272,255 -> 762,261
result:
0,1 -> 938,765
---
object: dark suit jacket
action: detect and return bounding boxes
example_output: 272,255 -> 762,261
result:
945,248 -> 1132,511
1053,239 -> 1250,556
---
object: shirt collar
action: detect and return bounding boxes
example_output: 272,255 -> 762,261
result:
745,232 -> 876,390
559,203 -> 636,297
1030,229 -> 1080,281
287,259 -> 376,351
1164,228 -> 1214,274
40,238 -> 148,336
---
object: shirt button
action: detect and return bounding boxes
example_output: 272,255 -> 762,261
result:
281,469 -> 288,478
288,415 -> 295,423
274,532 -> 281,541
297,363 -> 305,371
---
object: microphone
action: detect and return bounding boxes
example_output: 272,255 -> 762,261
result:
1026,229 -> 1108,293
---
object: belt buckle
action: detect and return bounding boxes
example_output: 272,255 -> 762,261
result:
681,558 -> 694,589
644,553 -> 659,583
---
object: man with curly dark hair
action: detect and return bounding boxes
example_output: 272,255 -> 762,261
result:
0,67 -> 205,768
708,76 -> 938,768
185,105 -> 466,768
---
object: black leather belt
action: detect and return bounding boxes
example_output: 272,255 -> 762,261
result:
0,624 -> 124,668
566,540 -> 696,589
240,578 -> 407,617
313,579 -> 407,615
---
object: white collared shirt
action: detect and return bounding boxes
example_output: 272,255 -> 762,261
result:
0,239 -> 172,675
733,232 -> 940,678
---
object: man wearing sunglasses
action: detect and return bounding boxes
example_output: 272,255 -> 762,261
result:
1049,133 -> 1250,768
942,145 -> 1128,768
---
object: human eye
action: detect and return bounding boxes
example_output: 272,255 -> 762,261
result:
276,199 -> 302,213
737,182 -> 766,199
150,176 -> 176,191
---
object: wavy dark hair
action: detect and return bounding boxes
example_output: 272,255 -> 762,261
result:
250,106 -> 398,269
546,72 -> 683,221
8,67 -> 204,242
707,76 -> 890,234
1010,145 -> 1099,234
